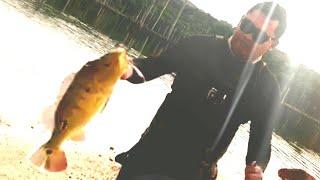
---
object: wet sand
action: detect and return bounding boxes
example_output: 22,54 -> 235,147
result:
0,124 -> 120,180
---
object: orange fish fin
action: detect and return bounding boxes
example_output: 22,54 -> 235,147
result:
30,146 -> 67,172
70,129 -> 86,141
39,105 -> 56,132
39,73 -> 76,132
44,149 -> 67,172
30,146 -> 47,168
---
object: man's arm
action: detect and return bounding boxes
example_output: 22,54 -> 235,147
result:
121,37 -> 194,83
246,110 -> 273,170
245,115 -> 273,180
121,35 -> 217,83
245,66 -> 282,179
244,102 -> 275,180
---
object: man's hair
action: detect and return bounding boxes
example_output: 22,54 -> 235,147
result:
248,1 -> 287,39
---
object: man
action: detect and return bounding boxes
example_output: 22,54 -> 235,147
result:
117,2 -> 287,180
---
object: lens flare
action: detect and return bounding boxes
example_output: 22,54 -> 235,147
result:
209,2 -> 279,153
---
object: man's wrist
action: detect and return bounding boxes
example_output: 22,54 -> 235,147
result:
123,65 -> 146,83
132,65 -> 145,82
121,66 -> 134,80
245,162 -> 263,180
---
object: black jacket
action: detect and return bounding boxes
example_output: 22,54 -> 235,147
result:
118,35 -> 281,179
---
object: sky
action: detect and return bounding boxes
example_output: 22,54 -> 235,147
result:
188,0 -> 320,72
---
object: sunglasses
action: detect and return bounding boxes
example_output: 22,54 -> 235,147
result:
240,18 -> 274,44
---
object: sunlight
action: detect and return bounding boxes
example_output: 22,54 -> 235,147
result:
0,4 -> 97,128
277,1 -> 320,72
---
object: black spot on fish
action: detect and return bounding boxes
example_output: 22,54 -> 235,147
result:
85,87 -> 90,93
104,63 -> 111,67
46,149 -> 53,155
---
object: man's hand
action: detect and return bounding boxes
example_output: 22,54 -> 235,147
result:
120,55 -> 134,80
198,161 -> 218,180
245,161 -> 263,180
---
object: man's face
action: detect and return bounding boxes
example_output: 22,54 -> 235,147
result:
231,9 -> 279,62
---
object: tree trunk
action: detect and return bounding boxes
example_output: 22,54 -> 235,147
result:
62,0 -> 72,13
166,0 -> 187,39
151,0 -> 170,30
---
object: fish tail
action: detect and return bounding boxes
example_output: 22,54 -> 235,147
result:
30,145 -> 67,172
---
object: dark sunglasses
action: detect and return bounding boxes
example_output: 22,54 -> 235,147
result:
240,18 -> 274,44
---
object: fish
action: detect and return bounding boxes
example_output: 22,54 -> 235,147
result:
30,47 -> 129,172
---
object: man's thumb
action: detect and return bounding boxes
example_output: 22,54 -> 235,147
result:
251,161 -> 257,166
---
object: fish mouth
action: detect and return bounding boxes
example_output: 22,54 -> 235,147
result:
110,47 -> 126,54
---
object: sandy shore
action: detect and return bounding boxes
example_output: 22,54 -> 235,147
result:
0,116 -> 121,180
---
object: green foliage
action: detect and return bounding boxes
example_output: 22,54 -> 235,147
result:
264,49 -> 320,153
262,49 -> 293,87
45,0 -> 233,45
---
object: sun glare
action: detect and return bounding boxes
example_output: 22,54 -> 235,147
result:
189,0 -> 320,72
277,1 -> 320,72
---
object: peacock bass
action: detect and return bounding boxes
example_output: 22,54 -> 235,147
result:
30,47 -> 129,172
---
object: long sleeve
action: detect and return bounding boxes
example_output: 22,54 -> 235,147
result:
246,113 -> 273,170
206,124 -> 239,163
246,66 -> 281,170
127,36 -> 210,84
